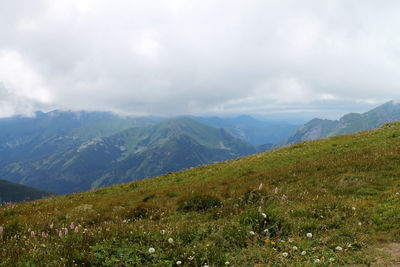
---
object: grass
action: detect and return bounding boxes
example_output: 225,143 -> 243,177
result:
1,122 -> 400,266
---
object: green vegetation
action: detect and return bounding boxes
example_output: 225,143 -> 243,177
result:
1,122 -> 400,266
0,179 -> 53,203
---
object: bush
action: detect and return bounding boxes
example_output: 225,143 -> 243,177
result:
177,195 -> 222,212
127,203 -> 163,220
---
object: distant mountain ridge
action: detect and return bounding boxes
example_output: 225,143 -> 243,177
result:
191,115 -> 300,146
0,179 -> 53,203
283,100 -> 400,145
0,117 -> 255,194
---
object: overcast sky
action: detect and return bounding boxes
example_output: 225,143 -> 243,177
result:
0,0 -> 399,120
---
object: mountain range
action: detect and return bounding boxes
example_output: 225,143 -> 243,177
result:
0,115 -> 257,194
282,100 -> 400,145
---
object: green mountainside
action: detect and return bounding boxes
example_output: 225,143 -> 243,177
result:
1,122 -> 400,265
0,179 -> 53,203
283,100 -> 400,145
0,118 -> 255,194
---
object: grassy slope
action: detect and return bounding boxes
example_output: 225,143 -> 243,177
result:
0,122 -> 400,266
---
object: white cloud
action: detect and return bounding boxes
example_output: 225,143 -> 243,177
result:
0,0 -> 399,118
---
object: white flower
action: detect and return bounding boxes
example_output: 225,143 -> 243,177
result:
282,252 -> 288,257
292,246 -> 298,251
225,261 -> 230,265
263,229 -> 269,233
301,251 -> 307,255
249,231 -> 255,235
306,233 -> 313,238
160,230 -> 166,235
352,206 -> 356,210
358,222 -> 362,226
329,258 -> 335,262
261,213 -> 267,218
168,238 -> 174,244
148,247 -> 155,253
335,246 -> 343,252
176,261 -> 182,265
314,259 -> 321,263
188,256 -> 194,261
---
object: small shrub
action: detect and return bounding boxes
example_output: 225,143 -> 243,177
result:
127,203 -> 163,220
177,195 -> 222,212
142,194 -> 156,202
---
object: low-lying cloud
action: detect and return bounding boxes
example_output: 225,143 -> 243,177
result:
0,0 -> 399,119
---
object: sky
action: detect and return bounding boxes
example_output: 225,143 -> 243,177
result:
0,0 -> 400,120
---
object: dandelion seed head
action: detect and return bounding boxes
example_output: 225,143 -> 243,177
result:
306,233 -> 313,238
282,252 -> 288,257
148,247 -> 155,253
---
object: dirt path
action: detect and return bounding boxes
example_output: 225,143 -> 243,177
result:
376,243 -> 400,266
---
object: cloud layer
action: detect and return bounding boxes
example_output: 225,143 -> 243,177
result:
1,0 -> 400,118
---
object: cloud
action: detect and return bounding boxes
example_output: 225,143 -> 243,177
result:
0,0 -> 400,118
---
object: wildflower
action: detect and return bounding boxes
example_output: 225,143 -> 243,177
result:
176,261 -> 182,265
188,256 -> 194,261
352,206 -> 356,211
0,226 -> 3,235
282,252 -> 288,257
301,251 -> 307,255
314,259 -> 321,263
260,198 -> 264,204
274,187 -> 278,194
263,229 -> 269,233
148,247 -> 155,253
168,238 -> 174,244
50,223 -> 54,229
31,231 -> 35,237
271,241 -> 275,245
225,261 -> 230,265
281,194 -> 287,200
59,231 -> 62,238
306,232 -> 313,238
258,206 -> 262,212
249,231 -> 255,235
262,213 -> 267,218
160,230 -> 166,235
65,228 -> 68,235
358,222 -> 362,226
335,246 -> 343,252
329,258 -> 335,262
75,226 -> 79,233
259,183 -> 263,190
292,246 -> 298,251
42,232 -> 46,238
70,222 -> 74,230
